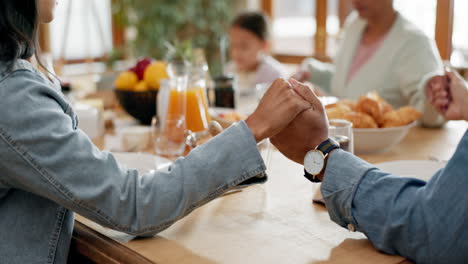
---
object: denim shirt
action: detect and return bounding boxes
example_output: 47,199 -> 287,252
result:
321,130 -> 468,264
0,60 -> 266,264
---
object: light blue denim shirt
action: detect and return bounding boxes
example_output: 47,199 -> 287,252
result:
321,130 -> 468,264
0,60 -> 266,264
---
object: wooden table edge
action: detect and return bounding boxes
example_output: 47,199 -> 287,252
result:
72,220 -> 155,264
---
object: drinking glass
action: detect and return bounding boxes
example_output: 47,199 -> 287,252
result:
151,115 -> 187,159
329,119 -> 354,153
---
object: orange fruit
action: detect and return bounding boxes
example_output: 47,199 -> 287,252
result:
134,80 -> 149,92
144,62 -> 169,90
115,71 -> 138,90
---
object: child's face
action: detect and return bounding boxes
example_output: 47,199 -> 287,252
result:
229,26 -> 267,72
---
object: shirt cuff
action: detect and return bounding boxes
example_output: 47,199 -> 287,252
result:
237,121 -> 268,188
320,149 -> 377,230
225,120 -> 268,187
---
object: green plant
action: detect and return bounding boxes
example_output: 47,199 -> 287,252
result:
112,0 -> 234,76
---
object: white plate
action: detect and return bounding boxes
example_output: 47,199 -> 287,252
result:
313,160 -> 445,205
112,152 -> 172,173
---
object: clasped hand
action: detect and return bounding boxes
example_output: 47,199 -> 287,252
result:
246,78 -> 329,165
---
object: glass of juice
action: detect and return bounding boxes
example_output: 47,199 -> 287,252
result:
154,58 -> 190,159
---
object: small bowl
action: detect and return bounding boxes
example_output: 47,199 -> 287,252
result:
115,89 -> 158,125
353,121 -> 417,154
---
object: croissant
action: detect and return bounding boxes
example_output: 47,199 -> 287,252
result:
355,96 -> 382,122
338,99 -> 357,111
381,106 -> 422,128
328,92 -> 420,128
343,112 -> 378,128
356,92 -> 394,126
326,103 -> 352,120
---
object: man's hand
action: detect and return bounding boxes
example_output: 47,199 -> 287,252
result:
426,71 -> 468,121
270,79 -> 329,164
245,78 -> 312,142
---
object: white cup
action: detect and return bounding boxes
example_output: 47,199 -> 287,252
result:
120,126 -> 152,152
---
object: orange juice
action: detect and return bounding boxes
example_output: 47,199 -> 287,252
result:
167,87 -> 211,132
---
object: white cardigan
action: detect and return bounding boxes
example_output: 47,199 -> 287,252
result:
304,12 -> 445,126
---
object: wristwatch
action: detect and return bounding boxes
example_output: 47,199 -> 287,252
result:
304,138 -> 340,183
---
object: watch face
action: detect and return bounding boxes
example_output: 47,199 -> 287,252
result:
304,150 -> 325,176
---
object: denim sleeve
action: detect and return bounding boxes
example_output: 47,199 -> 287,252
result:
0,71 -> 266,236
321,131 -> 468,263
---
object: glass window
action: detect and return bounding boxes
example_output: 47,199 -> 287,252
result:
326,0 -> 341,58
50,0 -> 113,60
394,0 -> 437,39
271,0 -> 315,55
451,0 -> 468,67
270,0 -> 348,57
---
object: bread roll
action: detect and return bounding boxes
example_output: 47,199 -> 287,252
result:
382,106 -> 422,128
343,112 -> 378,128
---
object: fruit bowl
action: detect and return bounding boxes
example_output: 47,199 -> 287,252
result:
115,89 -> 158,125
353,121 -> 417,154
114,58 -> 168,125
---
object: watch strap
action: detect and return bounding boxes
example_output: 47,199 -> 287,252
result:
304,169 -> 321,183
317,138 -> 340,155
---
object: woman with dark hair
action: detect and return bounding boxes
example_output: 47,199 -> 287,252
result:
0,1 -> 314,263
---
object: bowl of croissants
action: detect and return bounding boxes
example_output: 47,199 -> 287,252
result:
325,92 -> 422,154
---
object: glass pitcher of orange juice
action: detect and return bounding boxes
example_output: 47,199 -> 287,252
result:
167,86 -> 211,133
166,50 -> 211,133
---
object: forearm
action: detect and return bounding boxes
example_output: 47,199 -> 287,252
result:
76,121 -> 266,236
3,120 -> 265,237
321,136 -> 468,263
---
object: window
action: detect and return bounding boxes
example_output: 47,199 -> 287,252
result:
271,0 -> 315,55
451,0 -> 468,67
50,0 -> 113,61
270,0 -> 342,58
326,0 -> 343,58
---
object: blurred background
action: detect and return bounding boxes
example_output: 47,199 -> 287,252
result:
36,0 -> 467,136
38,0 -> 467,77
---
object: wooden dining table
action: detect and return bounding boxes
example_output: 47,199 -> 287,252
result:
70,120 -> 467,264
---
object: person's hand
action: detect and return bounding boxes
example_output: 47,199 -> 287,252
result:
426,71 -> 468,121
270,79 -> 329,164
245,78 -> 312,142
426,74 -> 449,111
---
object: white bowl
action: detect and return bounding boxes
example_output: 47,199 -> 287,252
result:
353,121 -> 417,154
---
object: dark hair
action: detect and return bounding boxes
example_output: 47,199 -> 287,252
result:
231,11 -> 270,41
0,0 -> 39,66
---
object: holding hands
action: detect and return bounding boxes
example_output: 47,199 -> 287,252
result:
246,79 -> 328,164
270,79 -> 329,164
246,78 -> 329,164
246,78 -> 313,142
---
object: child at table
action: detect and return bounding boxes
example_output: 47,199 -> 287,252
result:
227,11 -> 285,96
